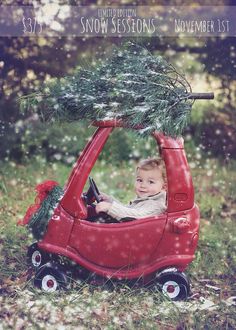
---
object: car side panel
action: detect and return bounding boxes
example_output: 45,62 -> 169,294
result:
68,215 -> 167,269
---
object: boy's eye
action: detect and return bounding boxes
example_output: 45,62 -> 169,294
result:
149,180 -> 155,184
137,178 -> 142,182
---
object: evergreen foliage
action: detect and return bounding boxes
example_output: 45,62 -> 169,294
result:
28,185 -> 63,240
20,42 -> 194,137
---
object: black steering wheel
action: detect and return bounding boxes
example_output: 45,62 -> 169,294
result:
83,177 -> 101,205
89,177 -> 101,203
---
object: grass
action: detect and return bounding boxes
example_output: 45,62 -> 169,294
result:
0,157 -> 236,329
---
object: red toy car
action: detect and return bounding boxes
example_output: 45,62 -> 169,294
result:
23,119 -> 200,300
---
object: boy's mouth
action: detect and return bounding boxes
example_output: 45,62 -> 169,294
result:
138,190 -> 148,195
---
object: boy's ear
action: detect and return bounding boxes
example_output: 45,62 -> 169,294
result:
162,180 -> 167,190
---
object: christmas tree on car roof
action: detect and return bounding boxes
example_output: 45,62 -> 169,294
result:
20,41 -> 201,137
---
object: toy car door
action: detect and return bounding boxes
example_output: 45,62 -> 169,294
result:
69,214 -> 167,269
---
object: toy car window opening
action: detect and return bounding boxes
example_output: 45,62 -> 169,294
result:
78,129 -> 167,223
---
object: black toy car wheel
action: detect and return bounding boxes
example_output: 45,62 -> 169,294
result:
155,271 -> 190,301
34,262 -> 70,292
27,243 -> 48,268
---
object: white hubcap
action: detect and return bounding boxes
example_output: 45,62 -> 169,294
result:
162,280 -> 180,299
42,275 -> 58,292
32,251 -> 42,267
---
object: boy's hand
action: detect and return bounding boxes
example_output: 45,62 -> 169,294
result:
99,193 -> 113,203
95,201 -> 111,213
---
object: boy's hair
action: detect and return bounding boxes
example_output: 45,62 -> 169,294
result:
136,158 -> 167,187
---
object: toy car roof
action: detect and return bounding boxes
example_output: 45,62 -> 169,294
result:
92,119 -> 184,149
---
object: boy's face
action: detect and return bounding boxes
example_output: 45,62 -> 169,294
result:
135,168 -> 164,198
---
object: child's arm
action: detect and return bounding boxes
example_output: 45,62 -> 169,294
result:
106,201 -> 155,221
99,192 -> 167,221
96,192 -> 166,221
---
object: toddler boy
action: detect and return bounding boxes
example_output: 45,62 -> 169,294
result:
95,158 -> 167,221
